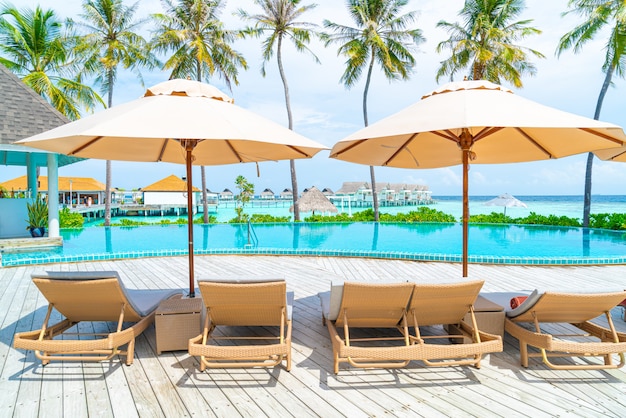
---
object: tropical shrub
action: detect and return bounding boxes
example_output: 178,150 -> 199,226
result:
468,212 -> 513,224
383,207 -> 456,223
59,207 -> 84,228
589,213 -> 626,230
193,215 -> 216,224
514,212 -> 581,227
249,214 -> 291,223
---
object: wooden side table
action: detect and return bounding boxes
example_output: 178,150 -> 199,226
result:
155,296 -> 204,354
444,295 -> 505,343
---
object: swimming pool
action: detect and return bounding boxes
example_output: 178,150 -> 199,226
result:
3,222 -> 626,267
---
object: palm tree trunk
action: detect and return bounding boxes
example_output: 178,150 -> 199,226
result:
583,64 -> 614,227
104,72 -> 114,227
201,166 -> 208,223
364,52 -> 379,221
277,35 -> 300,221
196,65 -> 209,223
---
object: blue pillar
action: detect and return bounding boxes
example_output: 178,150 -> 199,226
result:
47,154 -> 60,238
26,154 -> 37,197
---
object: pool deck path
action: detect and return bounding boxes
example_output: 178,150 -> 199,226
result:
1,255 -> 625,417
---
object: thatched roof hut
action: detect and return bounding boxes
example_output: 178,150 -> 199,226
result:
290,186 -> 338,214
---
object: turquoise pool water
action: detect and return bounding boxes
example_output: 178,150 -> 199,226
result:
3,222 -> 626,266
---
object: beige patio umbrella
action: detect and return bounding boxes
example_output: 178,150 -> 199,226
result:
17,78 -> 328,296
484,193 -> 527,216
330,80 -> 626,277
290,186 -> 338,215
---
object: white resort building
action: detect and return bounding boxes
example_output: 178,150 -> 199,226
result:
331,182 -> 433,208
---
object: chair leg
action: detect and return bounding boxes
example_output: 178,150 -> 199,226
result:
334,351 -> 339,374
126,338 -> 135,366
520,341 -> 529,368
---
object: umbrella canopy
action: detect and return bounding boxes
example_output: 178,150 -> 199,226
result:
290,186 -> 338,214
330,80 -> 626,277
484,193 -> 527,215
17,79 -> 328,296
594,145 -> 626,162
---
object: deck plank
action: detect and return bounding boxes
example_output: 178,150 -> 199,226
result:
1,256 -> 626,417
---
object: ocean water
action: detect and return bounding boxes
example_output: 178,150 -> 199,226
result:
85,195 -> 626,225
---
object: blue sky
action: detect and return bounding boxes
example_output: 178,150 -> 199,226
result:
2,0 -> 626,196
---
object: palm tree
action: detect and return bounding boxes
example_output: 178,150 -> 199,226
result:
237,0 -> 319,222
436,0 -> 544,87
151,0 -> 248,224
69,0 -> 159,227
322,0 -> 424,221
0,4 -> 103,120
557,0 -> 626,227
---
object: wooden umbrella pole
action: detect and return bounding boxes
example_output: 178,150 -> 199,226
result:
185,141 -> 196,298
460,130 -> 472,278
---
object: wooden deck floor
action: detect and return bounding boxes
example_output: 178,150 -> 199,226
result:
1,255 -> 625,417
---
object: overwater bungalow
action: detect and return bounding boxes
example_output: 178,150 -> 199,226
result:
260,188 -> 275,199
279,188 -> 293,200
333,181 -> 433,207
220,188 -> 234,200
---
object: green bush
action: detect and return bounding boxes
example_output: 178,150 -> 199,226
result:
304,207 -> 456,223
109,218 -> 150,227
468,212 -> 513,224
228,213 -> 251,223
304,212 -> 355,222
59,207 -> 84,228
249,214 -> 291,223
514,212 -> 581,227
589,213 -> 626,230
383,207 -> 456,223
193,215 -> 216,224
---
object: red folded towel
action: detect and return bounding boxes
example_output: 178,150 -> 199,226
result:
619,298 -> 626,308
510,296 -> 528,309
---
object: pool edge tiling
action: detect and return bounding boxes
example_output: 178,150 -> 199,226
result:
3,247 -> 626,267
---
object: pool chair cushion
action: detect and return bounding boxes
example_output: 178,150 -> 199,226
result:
318,280 -> 346,322
30,270 -> 179,317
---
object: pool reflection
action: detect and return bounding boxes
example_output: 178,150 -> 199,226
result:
3,222 -> 626,266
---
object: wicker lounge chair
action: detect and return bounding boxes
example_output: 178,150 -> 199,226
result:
499,289 -> 626,370
188,278 -> 293,371
405,281 -> 503,369
319,281 -> 416,373
318,280 -> 503,373
13,271 -> 181,365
